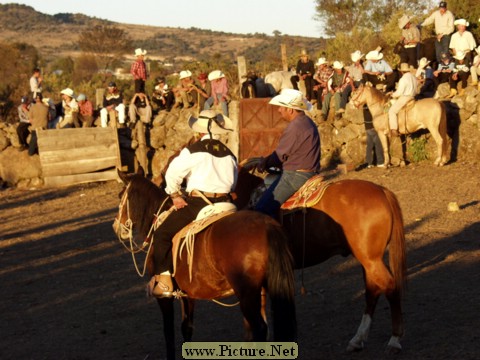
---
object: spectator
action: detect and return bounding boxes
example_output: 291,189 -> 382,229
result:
388,63 -> 417,137
448,50 -> 470,97
196,72 -> 211,110
173,70 -> 198,109
129,93 -> 152,125
152,77 -> 174,112
363,49 -> 396,92
449,19 -> 476,62
433,52 -> 454,88
205,70 -> 229,116
399,15 -> 421,68
470,46 -> 480,90
16,96 -> 31,151
57,88 -> 79,129
100,82 -> 125,128
290,50 -> 315,101
76,93 -> 93,127
28,93 -> 49,156
29,68 -> 42,102
421,1 -> 455,63
130,48 -> 148,94
347,50 -> 365,88
321,61 -> 353,120
42,97 -> 58,129
313,58 -> 333,111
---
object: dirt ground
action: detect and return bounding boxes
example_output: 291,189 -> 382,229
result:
1,159 -> 479,360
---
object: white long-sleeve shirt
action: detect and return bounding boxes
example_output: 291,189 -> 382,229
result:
392,72 -> 417,98
421,9 -> 455,35
449,31 -> 477,53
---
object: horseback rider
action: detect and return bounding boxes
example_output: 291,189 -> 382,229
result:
148,110 -> 237,298
255,89 -> 320,217
388,63 -> 418,137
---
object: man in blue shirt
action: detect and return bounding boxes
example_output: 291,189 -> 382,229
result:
362,49 -> 397,92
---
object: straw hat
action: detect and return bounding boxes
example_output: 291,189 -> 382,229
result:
179,70 -> 192,80
366,50 -> 384,61
269,89 -> 312,111
453,50 -> 466,60
316,57 -> 328,66
418,57 -> 430,69
351,50 -> 364,62
398,15 -> 411,29
134,48 -> 147,57
399,63 -> 412,72
454,19 -> 469,27
332,61 -> 344,70
299,49 -> 308,57
208,70 -> 225,81
60,88 -> 74,98
188,109 -> 233,135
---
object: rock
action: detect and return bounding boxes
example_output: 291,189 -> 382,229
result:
447,202 -> 460,212
435,83 -> 450,99
0,129 -> 10,151
0,147 -> 42,186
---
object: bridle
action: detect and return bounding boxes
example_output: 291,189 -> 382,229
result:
351,85 -> 366,109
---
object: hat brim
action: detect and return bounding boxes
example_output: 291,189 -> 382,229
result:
269,93 -> 313,111
188,112 -> 234,135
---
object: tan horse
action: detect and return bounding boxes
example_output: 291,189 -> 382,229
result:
351,85 -> 448,166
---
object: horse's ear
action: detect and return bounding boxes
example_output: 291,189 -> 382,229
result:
137,166 -> 145,177
117,168 -> 130,185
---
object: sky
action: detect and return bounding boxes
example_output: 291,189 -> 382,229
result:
2,0 -> 323,38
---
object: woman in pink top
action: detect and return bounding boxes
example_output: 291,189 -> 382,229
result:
204,70 -> 229,116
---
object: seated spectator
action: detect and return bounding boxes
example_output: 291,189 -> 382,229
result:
362,49 -> 396,92
470,46 -> 480,90
16,96 -> 31,150
57,88 -> 79,129
290,50 -> 315,100
173,70 -> 198,109
433,53 -> 454,87
398,15 -> 420,68
321,61 -> 353,121
152,77 -> 174,112
205,70 -> 229,116
313,58 -> 333,111
448,50 -> 470,97
347,50 -> 365,89
196,72 -> 211,109
449,19 -> 476,62
28,93 -> 49,156
76,93 -> 93,127
100,82 -> 125,128
129,93 -> 152,125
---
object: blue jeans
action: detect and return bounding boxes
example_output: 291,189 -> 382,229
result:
435,35 -> 451,63
255,170 -> 316,217
204,94 -> 229,116
366,128 -> 384,166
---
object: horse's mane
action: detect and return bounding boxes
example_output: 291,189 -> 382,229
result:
128,174 -> 169,237
367,86 -> 388,106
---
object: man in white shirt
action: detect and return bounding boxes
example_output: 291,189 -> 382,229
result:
29,68 -> 42,102
421,1 -> 455,63
449,19 -> 477,62
148,110 -> 237,298
388,64 -> 418,137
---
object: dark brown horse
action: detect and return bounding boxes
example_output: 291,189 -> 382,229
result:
113,169 -> 296,360
235,165 -> 407,354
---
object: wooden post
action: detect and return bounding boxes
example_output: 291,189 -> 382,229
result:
237,56 -> 247,98
281,44 -> 288,71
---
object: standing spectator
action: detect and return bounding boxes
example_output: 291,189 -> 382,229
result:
363,106 -> 384,168
313,58 -> 333,111
76,93 -> 94,127
28,93 -> 49,156
195,72 -> 211,110
421,1 -> 455,63
448,50 -> 470,97
130,48 -> 148,94
347,50 -> 365,88
100,82 -> 125,128
290,50 -> 315,101
16,96 -> 31,150
449,19 -> 476,62
57,88 -> 79,129
363,49 -> 396,92
205,70 -> 229,116
152,77 -> 174,112
433,53 -> 455,88
470,46 -> 480,90
321,61 -> 353,120
29,68 -> 42,102
399,15 -> 421,68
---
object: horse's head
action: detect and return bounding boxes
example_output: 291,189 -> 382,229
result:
351,84 -> 367,108
234,158 -> 268,209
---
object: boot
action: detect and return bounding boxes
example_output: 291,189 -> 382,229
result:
147,274 -> 174,298
447,88 -> 457,98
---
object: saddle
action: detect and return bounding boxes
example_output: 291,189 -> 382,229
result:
281,175 -> 331,210
172,203 -> 237,281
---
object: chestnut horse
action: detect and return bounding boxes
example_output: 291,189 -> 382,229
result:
235,165 -> 407,354
113,169 -> 296,360
351,84 -> 448,166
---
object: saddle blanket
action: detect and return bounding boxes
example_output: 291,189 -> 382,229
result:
281,174 -> 331,210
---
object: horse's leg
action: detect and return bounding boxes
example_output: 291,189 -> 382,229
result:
385,288 -> 404,354
239,288 -> 268,341
157,297 -> 176,360
378,132 -> 390,166
429,128 -> 445,166
242,288 -> 268,341
180,298 -> 195,341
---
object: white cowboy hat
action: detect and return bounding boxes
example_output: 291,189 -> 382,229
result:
42,97 -> 51,106
366,50 -> 383,61
333,61 -> 344,70
179,70 -> 192,80
76,93 -> 86,101
398,15 -> 411,29
453,50 -> 466,60
351,50 -> 364,62
316,57 -> 328,66
418,57 -> 431,69
269,88 -> 312,111
134,48 -> 147,56
188,109 -> 233,135
60,88 -> 74,98
454,19 -> 469,27
208,70 -> 225,81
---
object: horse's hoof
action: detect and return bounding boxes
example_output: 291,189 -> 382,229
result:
346,340 -> 364,352
385,344 -> 402,355
385,336 -> 402,354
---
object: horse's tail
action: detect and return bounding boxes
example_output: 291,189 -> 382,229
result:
384,188 -> 407,295
266,220 -> 297,341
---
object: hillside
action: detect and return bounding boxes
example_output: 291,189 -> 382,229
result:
0,3 -> 324,67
